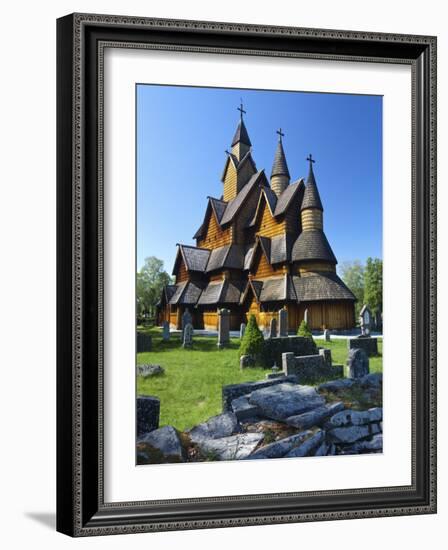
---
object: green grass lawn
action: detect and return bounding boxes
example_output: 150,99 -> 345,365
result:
137,327 -> 382,432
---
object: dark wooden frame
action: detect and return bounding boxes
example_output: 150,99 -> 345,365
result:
57,13 -> 437,537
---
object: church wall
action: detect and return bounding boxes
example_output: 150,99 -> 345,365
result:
223,161 -> 238,201
252,251 -> 280,278
296,263 -> 336,275
197,210 -> 232,249
295,301 -> 355,330
176,259 -> 189,282
256,201 -> 286,238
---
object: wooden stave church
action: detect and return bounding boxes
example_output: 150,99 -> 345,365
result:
156,107 -> 356,332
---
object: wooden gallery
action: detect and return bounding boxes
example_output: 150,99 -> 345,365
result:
157,107 -> 356,332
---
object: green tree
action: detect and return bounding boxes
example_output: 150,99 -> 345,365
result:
297,320 -> 313,340
137,257 -> 172,320
339,260 -> 365,318
364,257 -> 383,315
239,315 -> 265,364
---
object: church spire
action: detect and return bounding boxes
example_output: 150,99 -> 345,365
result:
301,154 -> 323,211
270,128 -> 290,197
300,154 -> 323,231
231,101 -> 251,160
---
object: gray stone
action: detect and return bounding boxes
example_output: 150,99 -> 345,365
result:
182,308 -> 193,330
217,308 -> 230,348
136,396 -> 160,437
240,354 -> 255,369
327,425 -> 371,444
348,336 -> 378,357
360,373 -> 383,388
286,402 -> 344,430
136,332 -> 152,353
262,336 -> 318,368
182,322 -> 194,348
248,383 -> 326,421
359,304 -> 372,336
325,407 -> 382,429
282,352 -> 343,384
324,329 -> 331,342
268,318 -> 277,339
347,348 -> 370,378
285,430 -> 326,458
240,323 -> 246,339
162,321 -> 170,341
319,348 -> 332,366
196,432 -> 264,461
246,430 -> 312,460
189,412 -> 238,443
314,441 -> 330,456
327,443 -> 336,455
318,378 -> 356,392
303,308 -> 309,325
278,308 -> 288,336
231,396 -> 261,421
222,375 -> 299,412
136,364 -> 165,377
138,425 -> 185,461
349,434 -> 383,453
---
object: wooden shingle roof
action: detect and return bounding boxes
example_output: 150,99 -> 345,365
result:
291,229 -> 337,264
231,118 -> 251,146
293,273 -> 356,302
220,170 -> 265,225
271,139 -> 290,178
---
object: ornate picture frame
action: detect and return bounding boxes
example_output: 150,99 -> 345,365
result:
56,13 -> 437,536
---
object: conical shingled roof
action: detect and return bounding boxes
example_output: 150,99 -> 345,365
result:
301,163 -> 323,211
271,139 -> 290,178
292,229 -> 337,264
231,118 -> 252,147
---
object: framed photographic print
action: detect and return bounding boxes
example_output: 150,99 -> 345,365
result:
56,13 -> 437,536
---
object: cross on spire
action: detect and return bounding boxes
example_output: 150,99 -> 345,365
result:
237,100 -> 246,120
276,128 -> 285,142
307,154 -> 316,165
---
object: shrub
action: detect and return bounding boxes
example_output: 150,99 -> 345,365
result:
239,315 -> 265,364
297,320 -> 313,340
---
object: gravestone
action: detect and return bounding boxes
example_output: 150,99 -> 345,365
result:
268,318 -> 277,339
347,348 -> 370,379
183,323 -> 194,348
239,322 -> 246,339
137,332 -> 152,353
304,308 -> 309,325
136,396 -> 160,437
182,308 -> 193,332
348,337 -> 378,357
217,308 -> 230,348
359,305 -> 372,336
162,320 -> 170,341
278,308 -> 288,337
324,329 -> 331,342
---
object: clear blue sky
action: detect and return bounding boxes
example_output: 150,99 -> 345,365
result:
137,84 -> 382,274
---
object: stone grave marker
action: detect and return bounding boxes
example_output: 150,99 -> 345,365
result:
304,308 -> 309,325
162,320 -> 170,341
183,323 -> 194,348
239,322 -> 246,339
137,332 -> 152,353
278,308 -> 288,337
217,308 -> 230,348
347,348 -> 370,379
324,329 -> 331,342
268,317 -> 277,339
359,305 -> 372,336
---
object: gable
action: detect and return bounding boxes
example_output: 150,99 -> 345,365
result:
197,206 -> 232,249
254,197 -> 286,238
